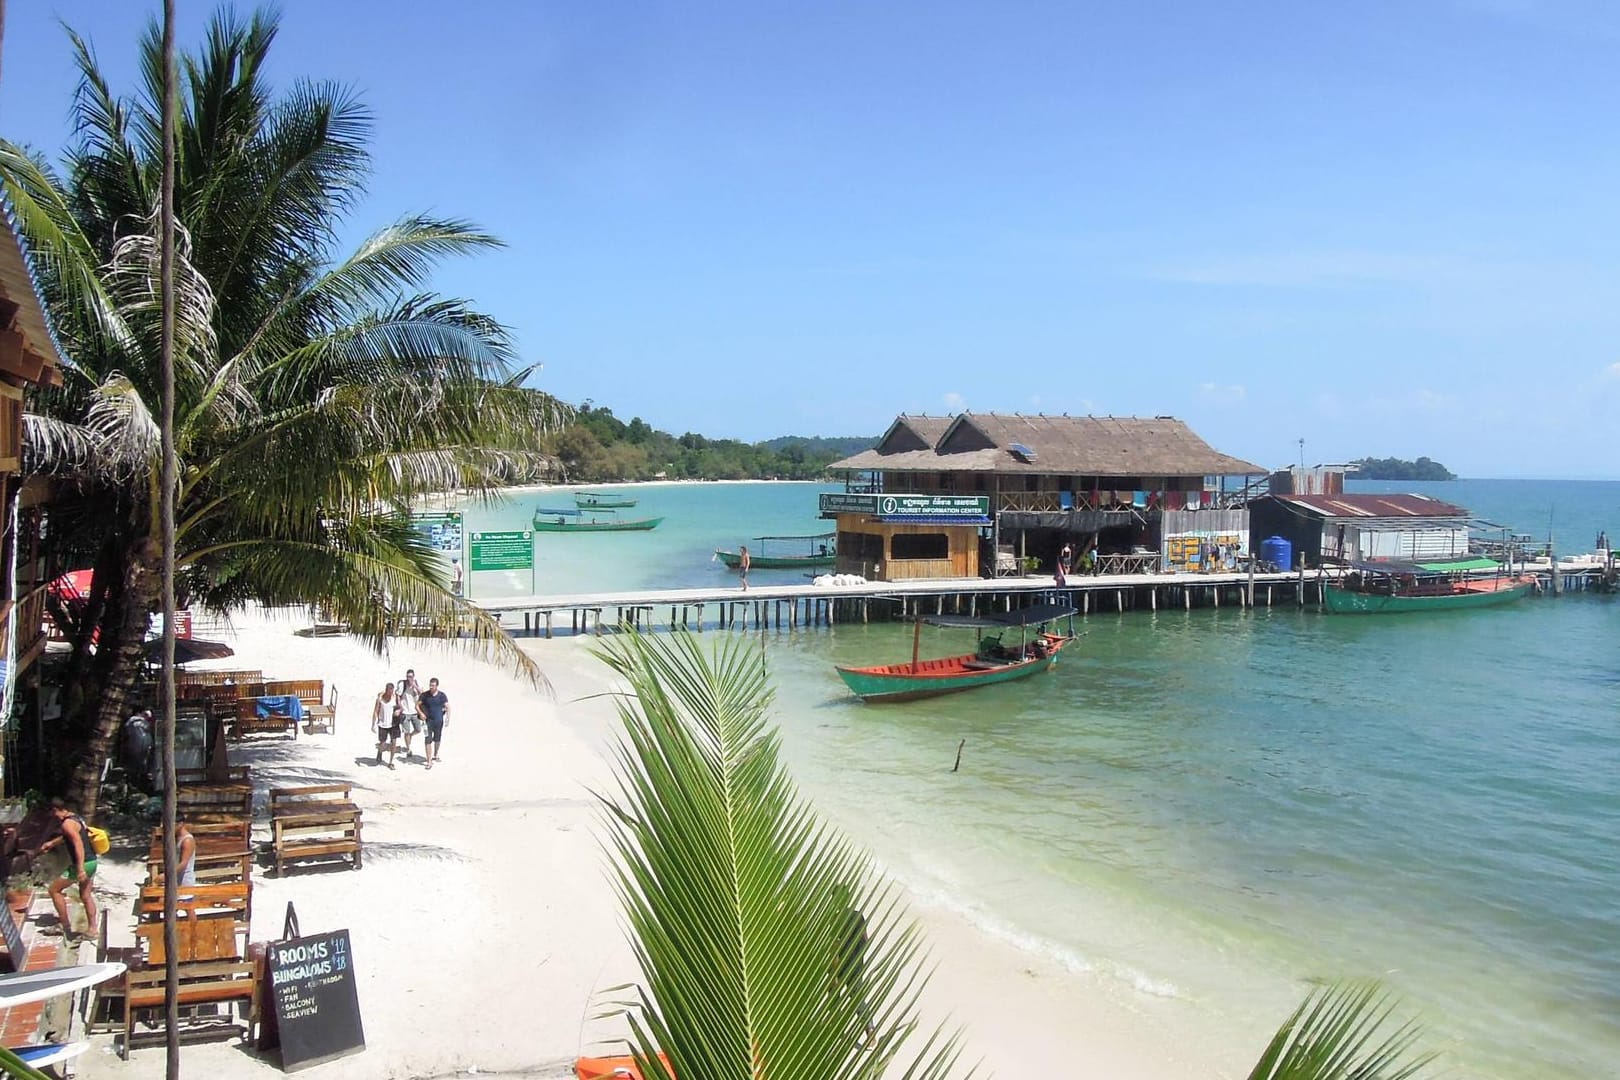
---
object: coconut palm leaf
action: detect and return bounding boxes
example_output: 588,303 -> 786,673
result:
594,630 -> 974,1080
1248,980 -> 1434,1080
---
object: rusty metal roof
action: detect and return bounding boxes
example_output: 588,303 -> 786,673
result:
1271,493 -> 1471,520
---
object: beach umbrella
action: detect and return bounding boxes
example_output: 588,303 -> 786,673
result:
142,637 -> 234,666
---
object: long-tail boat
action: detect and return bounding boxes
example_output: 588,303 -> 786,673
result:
835,602 -> 1077,703
715,533 -> 836,570
532,506 -> 663,532
1323,561 -> 1534,613
574,491 -> 638,509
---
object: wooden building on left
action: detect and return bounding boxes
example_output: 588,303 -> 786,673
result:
0,186 -> 68,787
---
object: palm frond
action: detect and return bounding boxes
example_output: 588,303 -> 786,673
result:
23,413 -> 104,475
594,631 -> 973,1080
1248,980 -> 1435,1080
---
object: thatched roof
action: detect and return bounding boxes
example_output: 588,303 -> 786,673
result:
830,413 -> 1265,477
0,184 -> 67,386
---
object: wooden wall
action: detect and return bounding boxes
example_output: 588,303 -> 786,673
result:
833,516 -> 979,581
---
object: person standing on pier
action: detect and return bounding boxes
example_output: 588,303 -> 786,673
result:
739,545 -> 750,591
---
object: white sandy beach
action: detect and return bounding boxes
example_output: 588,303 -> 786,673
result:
74,607 -> 1260,1079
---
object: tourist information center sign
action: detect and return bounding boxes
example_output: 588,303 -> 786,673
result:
468,530 -> 533,572
819,493 -> 991,522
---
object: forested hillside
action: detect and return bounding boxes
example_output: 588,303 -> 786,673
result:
1352,456 -> 1457,480
541,404 -> 876,481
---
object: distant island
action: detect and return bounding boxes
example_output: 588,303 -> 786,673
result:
539,403 -> 875,482
1352,456 -> 1457,481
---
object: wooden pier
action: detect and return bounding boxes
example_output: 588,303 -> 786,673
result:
472,567 -> 1342,637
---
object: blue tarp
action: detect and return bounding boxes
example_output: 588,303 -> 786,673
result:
255,695 -> 304,721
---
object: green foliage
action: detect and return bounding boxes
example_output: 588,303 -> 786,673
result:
593,630 -> 972,1080
540,404 -> 875,482
1351,457 -> 1456,481
1248,981 -> 1434,1080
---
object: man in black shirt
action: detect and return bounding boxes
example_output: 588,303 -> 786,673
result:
418,677 -> 450,770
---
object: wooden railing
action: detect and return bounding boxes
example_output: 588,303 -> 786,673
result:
0,583 -> 49,669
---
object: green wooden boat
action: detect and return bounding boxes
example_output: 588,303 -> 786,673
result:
1323,566 -> 1534,614
836,602 -> 1077,703
575,491 -> 638,509
716,533 -> 836,570
532,506 -> 663,532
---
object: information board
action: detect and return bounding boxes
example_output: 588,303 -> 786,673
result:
411,512 -> 464,556
468,530 -> 533,572
267,929 -> 365,1071
819,493 -> 991,521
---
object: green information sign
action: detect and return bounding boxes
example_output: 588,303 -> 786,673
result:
468,530 -> 533,572
819,493 -> 991,520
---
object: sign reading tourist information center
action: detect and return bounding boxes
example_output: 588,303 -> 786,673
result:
819,493 -> 992,523
268,929 -> 364,1071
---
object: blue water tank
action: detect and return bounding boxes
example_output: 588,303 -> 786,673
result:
1261,536 -> 1293,572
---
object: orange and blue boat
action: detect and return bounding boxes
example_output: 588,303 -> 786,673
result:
835,602 -> 1077,703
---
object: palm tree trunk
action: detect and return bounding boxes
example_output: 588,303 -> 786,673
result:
62,541 -> 160,819
157,0 -> 181,1071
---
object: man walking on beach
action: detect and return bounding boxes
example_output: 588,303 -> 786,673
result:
739,545 -> 750,591
397,668 -> 422,760
37,799 -> 99,942
418,677 -> 450,770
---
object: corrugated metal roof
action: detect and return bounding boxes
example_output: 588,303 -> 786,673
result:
833,413 -> 1264,477
1272,493 -> 1471,520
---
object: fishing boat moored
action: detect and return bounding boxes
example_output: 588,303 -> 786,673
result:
532,506 -> 664,532
1323,561 -> 1534,614
575,491 -> 639,509
835,602 -> 1077,703
716,533 -> 836,571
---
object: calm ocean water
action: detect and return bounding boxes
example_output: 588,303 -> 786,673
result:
475,478 -> 1620,1078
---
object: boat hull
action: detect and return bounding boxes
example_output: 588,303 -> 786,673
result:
716,549 -> 836,570
532,516 -> 663,532
1322,580 -> 1532,614
574,495 -> 638,509
836,635 -> 1068,702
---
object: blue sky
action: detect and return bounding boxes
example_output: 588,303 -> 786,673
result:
5,1 -> 1620,477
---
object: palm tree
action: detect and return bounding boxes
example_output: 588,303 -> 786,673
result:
595,631 -> 1438,1080
0,6 -> 567,815
594,630 -> 975,1080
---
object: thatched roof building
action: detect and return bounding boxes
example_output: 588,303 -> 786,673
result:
831,413 -> 1264,479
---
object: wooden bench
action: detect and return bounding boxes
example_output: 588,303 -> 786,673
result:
121,957 -> 260,1057
175,765 -> 251,786
174,781 -> 253,822
263,679 -> 336,735
137,880 -> 253,929
270,785 -> 362,876
227,690 -> 300,741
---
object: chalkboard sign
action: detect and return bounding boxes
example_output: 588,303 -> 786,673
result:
0,908 -> 27,973
267,929 -> 365,1071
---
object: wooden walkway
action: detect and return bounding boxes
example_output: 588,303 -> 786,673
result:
473,568 -> 1337,637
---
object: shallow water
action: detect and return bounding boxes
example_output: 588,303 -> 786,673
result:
480,478 -> 1620,1078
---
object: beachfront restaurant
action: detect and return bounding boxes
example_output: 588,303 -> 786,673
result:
1248,491 -> 1475,568
824,413 -> 1267,582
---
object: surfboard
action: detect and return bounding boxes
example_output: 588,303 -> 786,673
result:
0,962 -> 125,1008
13,1041 -> 90,1067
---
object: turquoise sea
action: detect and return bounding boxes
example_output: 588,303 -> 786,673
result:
473,478 -> 1620,1079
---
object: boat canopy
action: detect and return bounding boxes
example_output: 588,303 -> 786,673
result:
752,532 -> 836,541
535,506 -> 584,516
921,602 -> 1078,630
1347,558 -> 1497,576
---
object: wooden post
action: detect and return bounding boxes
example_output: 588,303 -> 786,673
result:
1247,557 -> 1256,608
1297,555 -> 1307,606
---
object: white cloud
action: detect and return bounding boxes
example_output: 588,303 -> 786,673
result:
942,391 -> 966,411
1602,361 -> 1620,382
1199,382 -> 1247,406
